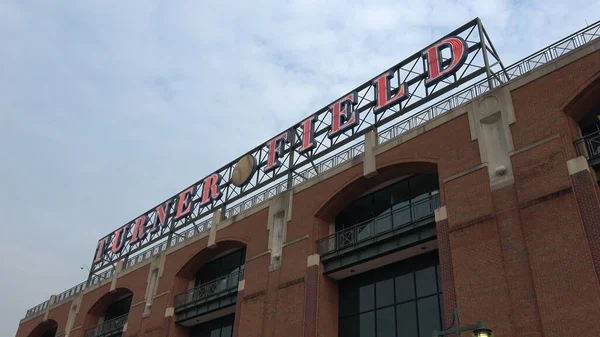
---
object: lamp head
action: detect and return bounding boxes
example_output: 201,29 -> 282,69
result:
473,327 -> 493,337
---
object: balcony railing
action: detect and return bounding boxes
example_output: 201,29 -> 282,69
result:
575,130 -> 600,160
174,269 -> 243,310
83,314 -> 128,337
317,194 -> 441,256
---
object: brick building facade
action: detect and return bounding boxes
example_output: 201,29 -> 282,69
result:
14,22 -> 600,337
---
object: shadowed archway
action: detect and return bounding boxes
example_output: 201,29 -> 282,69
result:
313,161 -> 450,337
170,239 -> 247,336
562,70 -> 600,122
27,319 -> 58,337
175,240 -> 247,281
315,161 -> 439,222
82,287 -> 133,337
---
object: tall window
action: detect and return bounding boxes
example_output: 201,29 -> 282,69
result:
195,248 -> 245,287
42,326 -> 57,337
335,174 -> 439,234
578,105 -> 600,137
338,252 -> 443,337
104,295 -> 132,321
190,314 -> 234,337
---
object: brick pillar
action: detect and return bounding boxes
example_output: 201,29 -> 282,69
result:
568,156 -> 600,282
232,280 -> 245,337
492,185 -> 542,337
434,206 -> 456,329
304,254 -> 319,337
162,308 -> 174,337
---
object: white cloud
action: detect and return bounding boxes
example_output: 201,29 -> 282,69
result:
1,1 -> 599,336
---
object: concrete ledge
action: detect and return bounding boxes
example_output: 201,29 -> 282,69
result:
165,307 -> 174,317
307,254 -> 320,267
130,300 -> 147,308
510,134 -> 560,156
247,250 -> 271,262
443,163 -> 487,183
567,156 -> 590,175
363,131 -> 378,177
238,280 -> 245,291
283,235 -> 309,248
434,206 -> 447,222
152,291 -> 170,300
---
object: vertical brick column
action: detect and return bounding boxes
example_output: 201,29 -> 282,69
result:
162,307 -> 174,337
232,280 -> 245,337
304,254 -> 320,337
492,185 -> 542,337
434,206 -> 456,329
568,157 -> 600,282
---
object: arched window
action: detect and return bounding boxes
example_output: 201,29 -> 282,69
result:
41,326 -> 57,337
194,248 -> 246,287
173,242 -> 246,332
330,173 -> 443,337
103,294 -> 133,322
83,288 -> 133,337
333,173 -> 439,246
577,104 -> 600,159
28,319 -> 58,337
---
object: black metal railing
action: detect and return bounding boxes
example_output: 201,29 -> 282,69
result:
316,194 -> 441,256
83,314 -> 128,337
575,130 -> 600,160
174,269 -> 243,309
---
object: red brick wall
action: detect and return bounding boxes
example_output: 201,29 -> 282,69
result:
14,46 -> 600,337
15,314 -> 45,337
491,185 -> 542,337
46,302 -> 71,335
304,265 -> 318,337
317,269 -> 338,337
571,170 -> 600,281
435,217 -> 456,329
520,192 -> 600,336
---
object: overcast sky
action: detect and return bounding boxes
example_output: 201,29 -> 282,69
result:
1,1 -> 598,336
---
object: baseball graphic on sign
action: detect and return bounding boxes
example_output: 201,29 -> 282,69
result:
231,154 -> 257,187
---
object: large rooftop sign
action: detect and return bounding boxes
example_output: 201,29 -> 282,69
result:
90,18 -> 505,276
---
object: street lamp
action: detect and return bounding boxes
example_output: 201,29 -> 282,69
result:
473,326 -> 493,337
432,308 -> 493,337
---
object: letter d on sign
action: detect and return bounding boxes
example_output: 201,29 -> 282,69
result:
422,36 -> 469,88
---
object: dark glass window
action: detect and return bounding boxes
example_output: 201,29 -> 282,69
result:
340,316 -> 358,337
335,174 -> 439,233
417,296 -> 441,337
359,284 -> 375,312
195,249 -> 246,286
359,312 -> 375,337
42,326 -> 57,337
579,105 -> 600,137
416,267 -> 437,297
190,314 -> 234,337
339,251 -> 443,337
104,295 -> 132,321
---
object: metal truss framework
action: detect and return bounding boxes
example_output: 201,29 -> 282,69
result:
22,18 -> 600,319
90,17 -> 505,276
